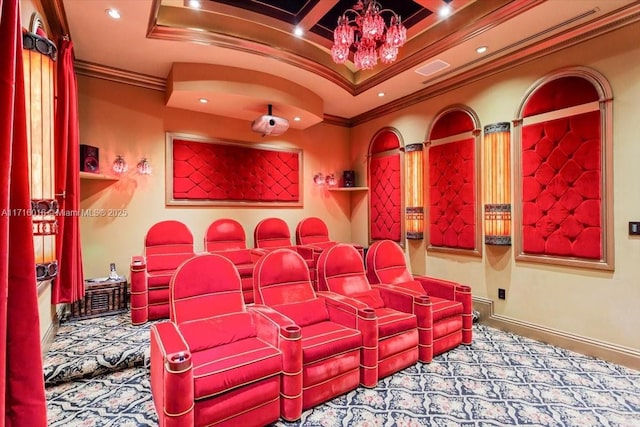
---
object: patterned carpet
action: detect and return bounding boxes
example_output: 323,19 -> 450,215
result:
44,313 -> 640,426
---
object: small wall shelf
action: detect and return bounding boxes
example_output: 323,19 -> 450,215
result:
328,187 -> 368,192
80,171 -> 119,181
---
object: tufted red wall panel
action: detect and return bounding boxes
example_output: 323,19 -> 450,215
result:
371,130 -> 401,154
370,155 -> 402,242
523,76 -> 599,117
521,110 -> 601,259
430,110 -> 475,140
428,138 -> 476,249
172,139 -> 299,202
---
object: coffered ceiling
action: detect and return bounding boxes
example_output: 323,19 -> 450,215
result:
57,0 -> 640,127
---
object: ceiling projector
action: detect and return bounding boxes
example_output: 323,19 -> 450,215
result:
251,104 -> 289,136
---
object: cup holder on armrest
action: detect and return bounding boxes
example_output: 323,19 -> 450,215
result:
167,351 -> 192,371
282,324 -> 301,340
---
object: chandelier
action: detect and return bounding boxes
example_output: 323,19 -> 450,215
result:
331,0 -> 407,70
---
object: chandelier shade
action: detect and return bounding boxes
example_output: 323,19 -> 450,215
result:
331,0 -> 407,70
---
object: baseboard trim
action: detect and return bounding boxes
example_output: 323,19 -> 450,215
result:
473,296 -> 640,371
41,305 -> 64,357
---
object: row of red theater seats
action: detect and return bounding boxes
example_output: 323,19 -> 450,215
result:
130,217 -> 362,324
149,241 -> 473,426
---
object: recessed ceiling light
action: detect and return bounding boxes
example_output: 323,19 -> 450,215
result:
294,27 -> 304,37
106,8 -> 120,19
439,6 -> 451,18
476,46 -> 488,54
189,0 -> 201,8
377,92 -> 385,97
293,117 -> 301,121
198,98 -> 208,104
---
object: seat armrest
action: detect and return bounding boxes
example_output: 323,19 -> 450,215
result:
373,284 -> 428,313
250,248 -> 267,263
249,305 -> 301,347
150,321 -> 190,362
130,256 -> 149,325
373,284 -> 435,363
414,277 -> 472,345
413,275 -> 459,301
131,255 -> 146,271
249,305 -> 303,421
293,245 -> 314,261
150,322 -> 194,426
318,291 -> 379,387
318,291 -> 372,325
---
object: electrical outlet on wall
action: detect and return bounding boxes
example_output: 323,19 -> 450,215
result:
498,288 -> 506,300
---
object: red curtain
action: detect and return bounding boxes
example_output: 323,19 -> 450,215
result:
53,38 -> 84,303
0,0 -> 48,424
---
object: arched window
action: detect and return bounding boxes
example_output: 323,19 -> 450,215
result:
426,106 -> 482,255
368,128 -> 403,244
514,67 -> 613,270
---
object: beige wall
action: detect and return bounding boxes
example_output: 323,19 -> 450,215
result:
76,20 -> 640,356
78,76 -> 353,279
350,22 -> 640,352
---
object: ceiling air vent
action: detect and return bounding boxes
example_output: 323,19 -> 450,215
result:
415,59 -> 450,77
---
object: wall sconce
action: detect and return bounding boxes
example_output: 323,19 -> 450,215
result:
112,155 -> 128,174
483,122 -> 511,245
405,143 -> 424,240
313,172 -> 337,187
137,158 -> 152,175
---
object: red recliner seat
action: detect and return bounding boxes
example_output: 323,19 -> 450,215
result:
150,254 -> 302,426
366,239 -> 473,363
130,220 -> 195,324
254,248 -> 379,407
316,243 -> 420,379
295,216 -> 364,258
254,217 -> 319,288
204,218 -> 264,304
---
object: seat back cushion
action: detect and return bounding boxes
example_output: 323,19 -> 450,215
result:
179,312 -> 257,352
211,248 -> 252,266
254,249 -> 316,305
296,217 -> 330,245
352,288 -> 385,309
317,244 -> 371,295
254,218 -> 292,248
205,218 -> 248,251
145,220 -> 194,255
146,253 -> 194,273
274,299 -> 329,327
171,254 -> 245,324
366,239 -> 413,284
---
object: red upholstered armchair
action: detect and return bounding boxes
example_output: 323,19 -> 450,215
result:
150,254 -> 302,426
366,239 -> 473,363
316,244 -> 419,379
254,248 -> 378,408
204,218 -> 264,304
295,216 -> 364,258
254,217 -> 318,287
130,220 -> 195,324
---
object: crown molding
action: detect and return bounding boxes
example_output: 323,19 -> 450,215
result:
351,4 -> 640,126
74,60 -> 167,92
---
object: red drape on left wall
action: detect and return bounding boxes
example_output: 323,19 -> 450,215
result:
0,0 -> 48,424
53,38 -> 84,304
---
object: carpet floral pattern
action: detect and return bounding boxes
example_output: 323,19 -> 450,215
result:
44,314 -> 640,426
44,314 -> 151,386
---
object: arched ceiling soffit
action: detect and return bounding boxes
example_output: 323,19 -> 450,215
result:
166,63 -> 324,129
148,0 -> 532,95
